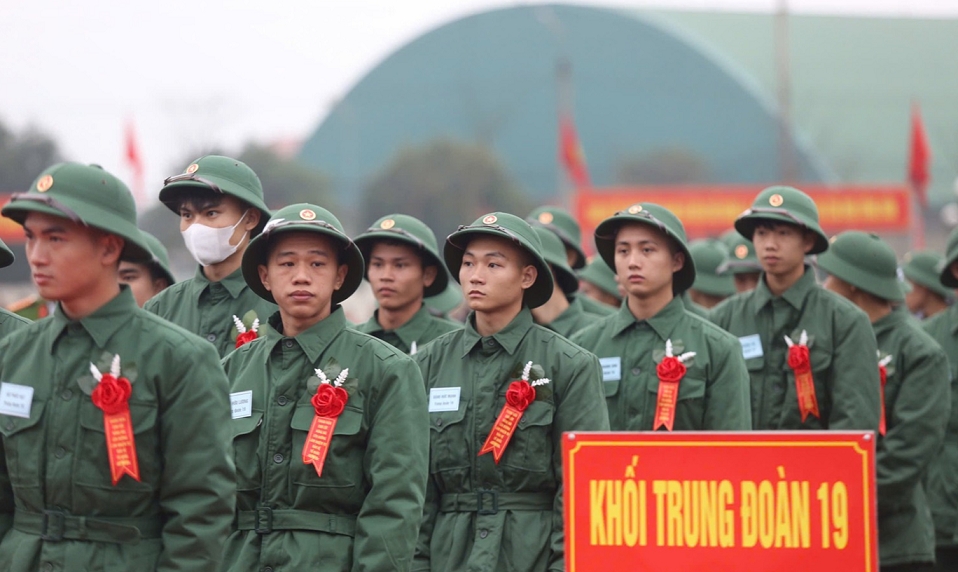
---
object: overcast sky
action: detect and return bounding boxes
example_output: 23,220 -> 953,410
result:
2,0 -> 956,205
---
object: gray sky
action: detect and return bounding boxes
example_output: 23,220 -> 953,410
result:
2,0 -> 955,205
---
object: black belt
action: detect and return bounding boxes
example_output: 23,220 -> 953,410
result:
440,490 -> 554,515
14,509 -> 162,544
236,508 -> 356,537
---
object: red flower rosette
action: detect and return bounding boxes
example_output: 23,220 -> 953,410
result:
653,357 -> 686,431
505,380 -> 536,412
90,362 -> 140,485
235,331 -> 257,348
232,314 -> 260,348
480,363 -> 550,464
785,332 -> 820,422
302,370 -> 350,477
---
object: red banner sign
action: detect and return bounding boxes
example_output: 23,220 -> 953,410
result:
563,431 -> 877,571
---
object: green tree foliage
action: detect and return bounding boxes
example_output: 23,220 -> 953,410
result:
360,139 -> 531,241
0,122 -> 63,193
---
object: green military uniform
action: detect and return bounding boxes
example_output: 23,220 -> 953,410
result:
144,155 -> 275,357
709,187 -> 881,431
571,203 -> 751,431
354,214 -> 461,353
0,163 -> 234,572
578,290 -> 616,316
414,213 -> 609,572
0,239 -> 31,338
818,232 -> 948,567
222,204 -> 429,572
923,228 -> 958,555
681,291 -> 710,319
531,226 -> 595,339
7,296 -> 54,321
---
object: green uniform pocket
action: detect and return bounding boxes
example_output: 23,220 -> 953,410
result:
429,400 -> 470,474
0,401 -> 46,489
75,402 -> 158,492
289,404 -> 363,489
646,376 -> 707,430
501,400 -> 555,473
231,411 -> 263,492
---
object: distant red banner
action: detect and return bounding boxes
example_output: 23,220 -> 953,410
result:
563,431 -> 877,572
0,194 -> 25,244
574,185 -> 911,253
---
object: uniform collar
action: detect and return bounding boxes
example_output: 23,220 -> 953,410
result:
50,287 -> 137,350
266,306 -> 348,363
751,266 -> 817,312
361,304 -> 434,350
460,307 -> 534,358
551,296 -> 586,331
610,295 -> 684,340
189,265 -> 250,299
872,305 -> 909,336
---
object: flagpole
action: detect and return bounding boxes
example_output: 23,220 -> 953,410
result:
774,0 -> 797,182
910,186 -> 925,250
557,57 -> 574,211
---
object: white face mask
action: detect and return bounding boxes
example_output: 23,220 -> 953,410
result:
181,210 -> 250,266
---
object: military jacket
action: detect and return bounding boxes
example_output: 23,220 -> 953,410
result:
578,293 -> 616,316
0,308 -> 30,340
872,308 -> 948,565
221,307 -> 429,572
541,296 -> 594,340
922,304 -> 958,547
0,288 -> 235,572
144,266 -> 277,357
680,292 -> 710,319
356,304 -> 460,355
709,268 -> 881,431
413,308 -> 609,572
572,297 -> 751,431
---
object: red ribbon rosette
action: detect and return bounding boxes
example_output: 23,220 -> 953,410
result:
90,355 -> 140,485
785,331 -> 820,422
233,315 -> 259,349
479,362 -> 550,464
653,340 -> 695,431
302,368 -> 349,477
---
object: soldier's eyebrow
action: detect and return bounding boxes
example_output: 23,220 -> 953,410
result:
24,223 -> 69,236
276,248 -> 332,258
464,249 -> 508,260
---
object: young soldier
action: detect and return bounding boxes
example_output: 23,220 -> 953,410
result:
709,186 -> 881,431
414,212 -> 609,572
118,231 -> 175,307
221,204 -> 429,572
923,227 -> 958,570
903,250 -> 952,319
719,228 -> 762,293
354,214 -> 460,354
527,206 -> 613,316
819,231 -> 948,572
578,256 -> 623,309
144,155 -> 275,356
0,238 -> 31,337
571,203 -> 751,431
529,226 -> 594,338
0,163 -> 235,571
687,239 -> 736,310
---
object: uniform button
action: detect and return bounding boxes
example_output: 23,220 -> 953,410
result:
631,367 -> 641,376
436,418 -> 443,428
273,453 -> 284,464
263,567 -> 274,572
61,389 -> 73,400
479,529 -> 489,539
284,340 -> 294,348
5,421 -> 13,431
55,447 -> 66,459
42,563 -> 53,572
277,396 -> 288,406
207,334 -> 217,342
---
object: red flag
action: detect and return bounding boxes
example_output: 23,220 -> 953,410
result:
124,120 -> 145,204
908,102 -> 931,207
559,114 -> 591,188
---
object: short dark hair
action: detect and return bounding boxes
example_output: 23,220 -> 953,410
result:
370,238 -> 429,268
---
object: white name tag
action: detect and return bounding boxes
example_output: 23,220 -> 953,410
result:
599,357 -> 622,382
739,334 -> 764,360
429,387 -> 461,412
230,390 -> 253,419
0,382 -> 34,419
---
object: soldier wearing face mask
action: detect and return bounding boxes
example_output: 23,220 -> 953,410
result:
144,155 -> 276,357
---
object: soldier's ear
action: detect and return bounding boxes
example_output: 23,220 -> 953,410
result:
802,231 -> 816,254
258,264 -> 272,292
422,264 -> 438,289
520,264 -> 537,290
99,233 -> 124,266
671,251 -> 685,274
244,209 -> 262,232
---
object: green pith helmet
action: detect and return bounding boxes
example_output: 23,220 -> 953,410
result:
424,274 -> 464,316
817,231 -> 904,302
527,206 -> 586,269
940,226 -> 958,288
1,163 -> 151,262
717,229 -> 761,274
532,226 -> 579,295
0,238 -> 13,268
594,202 -> 696,294
903,251 -> 953,300
577,257 -> 622,300
445,212 -> 554,308
354,214 -> 447,297
242,204 -> 364,305
140,231 -> 176,285
159,155 -> 272,235
734,186 -> 829,254
689,239 -> 736,297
